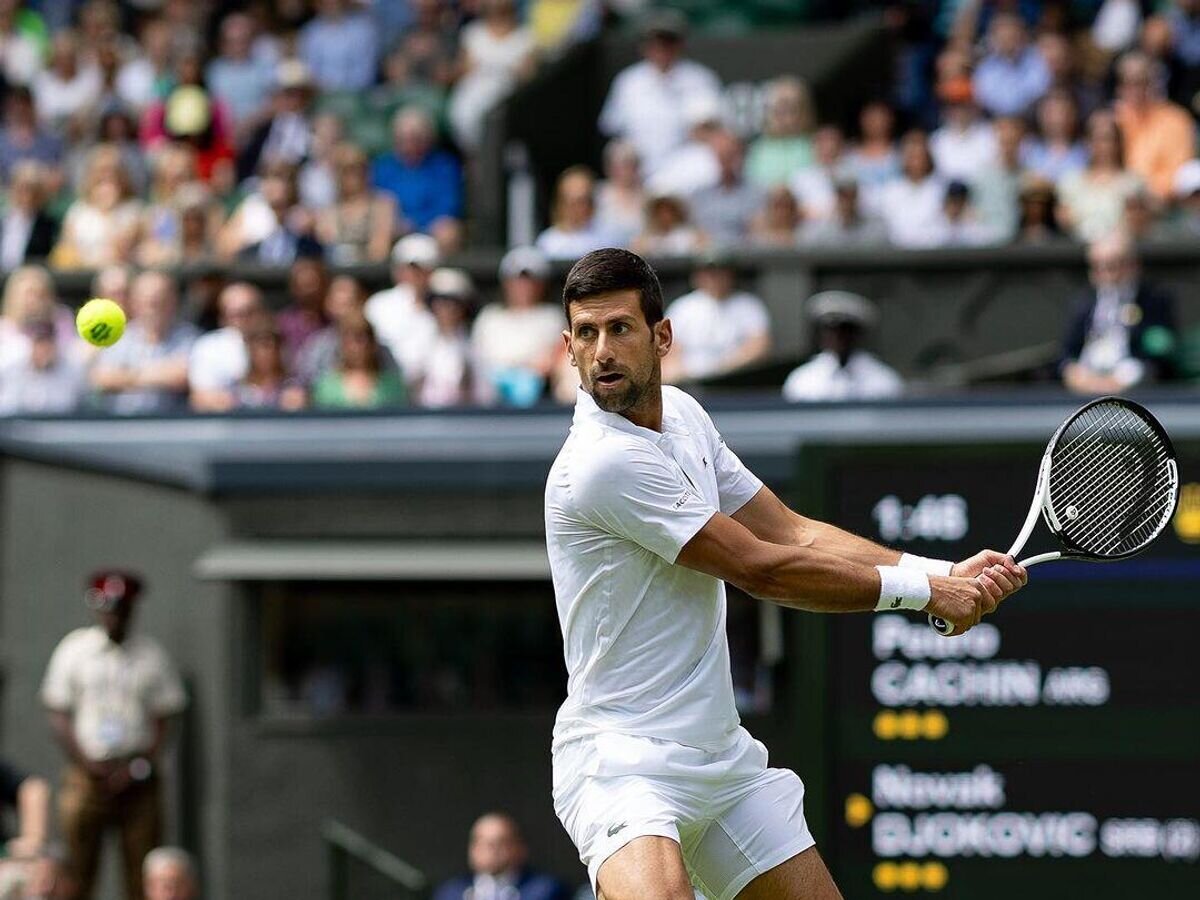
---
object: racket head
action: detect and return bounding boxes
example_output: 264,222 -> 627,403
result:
1041,396 -> 1179,562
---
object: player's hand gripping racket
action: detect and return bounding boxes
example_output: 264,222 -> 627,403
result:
929,396 -> 1179,636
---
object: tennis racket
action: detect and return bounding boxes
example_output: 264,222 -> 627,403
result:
929,396 -> 1179,636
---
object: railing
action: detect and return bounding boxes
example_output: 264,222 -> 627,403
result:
323,819 -> 429,900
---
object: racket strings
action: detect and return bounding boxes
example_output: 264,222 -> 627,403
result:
1048,401 -> 1174,557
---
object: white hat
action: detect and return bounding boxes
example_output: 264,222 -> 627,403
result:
1173,159 -> 1200,198
499,246 -> 550,280
684,93 -> 723,128
391,234 -> 440,268
428,267 -> 475,300
806,290 -> 878,328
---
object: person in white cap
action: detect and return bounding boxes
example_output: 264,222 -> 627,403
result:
472,246 -> 565,406
364,234 -> 440,381
782,291 -> 902,402
410,267 -> 482,409
643,93 -> 724,198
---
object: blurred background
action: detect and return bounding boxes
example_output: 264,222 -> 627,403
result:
0,0 -> 1197,898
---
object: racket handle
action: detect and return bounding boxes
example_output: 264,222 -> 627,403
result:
926,552 -> 1060,636
929,615 -> 954,636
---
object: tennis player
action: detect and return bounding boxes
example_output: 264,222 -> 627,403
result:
545,248 -> 1027,900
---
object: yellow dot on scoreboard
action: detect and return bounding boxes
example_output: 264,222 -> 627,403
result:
921,709 -> 949,739
873,710 -> 899,740
898,709 -> 922,739
873,862 -> 899,891
897,861 -> 922,891
845,793 -> 874,827
921,861 -> 949,891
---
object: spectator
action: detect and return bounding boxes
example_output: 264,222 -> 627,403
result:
845,99 -> 899,212
1113,50 -> 1197,201
51,144 -> 141,269
0,3 -> 43,88
91,263 -> 134,314
783,291 -> 902,402
297,112 -> 343,211
277,255 -> 330,362
317,142 -> 397,265
799,174 -> 889,247
878,129 -> 945,248
1015,176 -> 1064,244
1092,0 -> 1142,53
0,87 -> 64,190
594,139 -> 644,245
207,12 -> 276,133
114,17 -> 173,114
598,9 -> 721,177
136,146 -> 210,268
644,94 -> 724,198
1024,90 -> 1087,184
1121,186 -> 1175,242
0,264 -> 76,370
78,108 -> 150,199
365,234 -> 440,381
394,0 -> 460,89
1062,232 -> 1177,394
688,132 -> 763,244
33,30 -> 102,135
238,169 -> 323,266
0,318 -> 87,416
143,847 -> 198,900
298,0 -> 379,93
91,271 -> 197,415
536,166 -> 615,260
299,275 -> 401,384
748,185 -> 802,248
372,107 -> 464,252
188,282 -> 266,412
433,812 -> 569,900
42,570 -> 187,900
472,247 -> 563,407
1057,110 -> 1144,242
929,83 -> 997,183
140,56 -> 237,190
971,115 -> 1026,242
631,191 -> 707,257
746,76 -> 815,188
0,161 -> 58,271
410,267 -> 480,408
1037,31 -> 1104,121
232,326 -> 307,412
930,180 -> 995,246
972,12 -> 1050,117
789,124 -> 846,223
312,314 -> 407,410
236,60 -> 315,182
449,0 -> 537,150
663,249 -> 770,382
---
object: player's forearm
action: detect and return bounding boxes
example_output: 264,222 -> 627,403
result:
800,517 -> 903,568
741,541 -> 881,613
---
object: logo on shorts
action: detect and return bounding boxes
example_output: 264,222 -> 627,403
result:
606,822 -> 628,838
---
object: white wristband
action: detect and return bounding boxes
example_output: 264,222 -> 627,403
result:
875,565 -> 931,612
899,553 -> 954,577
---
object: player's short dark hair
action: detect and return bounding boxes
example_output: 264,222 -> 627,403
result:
562,248 -> 664,327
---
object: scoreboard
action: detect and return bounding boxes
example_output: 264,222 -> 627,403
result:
808,443 -> 1200,899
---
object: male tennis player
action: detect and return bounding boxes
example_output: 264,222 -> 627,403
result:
545,249 -> 1027,900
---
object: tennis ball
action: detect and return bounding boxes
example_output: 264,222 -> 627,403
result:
76,298 -> 126,347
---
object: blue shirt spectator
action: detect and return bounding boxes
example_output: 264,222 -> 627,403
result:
972,13 -> 1050,117
0,87 -> 63,183
1169,3 -> 1200,66
207,13 -> 276,128
432,813 -> 570,900
298,0 -> 380,93
372,108 -> 463,235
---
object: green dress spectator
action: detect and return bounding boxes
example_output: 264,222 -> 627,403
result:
312,315 -> 408,410
745,77 -> 815,188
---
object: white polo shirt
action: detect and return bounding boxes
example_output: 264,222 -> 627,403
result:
545,386 -> 763,754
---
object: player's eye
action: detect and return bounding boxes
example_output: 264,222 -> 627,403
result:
576,326 -> 595,339
612,323 -> 628,334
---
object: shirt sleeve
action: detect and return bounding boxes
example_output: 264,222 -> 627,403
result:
147,646 -> 188,716
711,431 -> 763,515
571,437 -> 717,564
40,636 -> 78,712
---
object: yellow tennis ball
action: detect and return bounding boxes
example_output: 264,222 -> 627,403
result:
76,298 -> 126,347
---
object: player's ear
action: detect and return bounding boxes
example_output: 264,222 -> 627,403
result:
562,329 -> 576,367
654,318 -> 673,359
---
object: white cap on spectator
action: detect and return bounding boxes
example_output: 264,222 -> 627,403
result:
807,290 -> 878,329
684,93 -> 723,128
1173,159 -> 1200,198
392,234 -> 440,268
428,267 -> 475,300
499,246 -> 550,281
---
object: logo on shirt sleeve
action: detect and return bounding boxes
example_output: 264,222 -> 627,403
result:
673,491 -> 695,510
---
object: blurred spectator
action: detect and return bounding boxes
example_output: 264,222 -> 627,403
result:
410,267 -> 480,408
799,175 -> 889,247
372,107 -> 464,251
207,12 -> 276,133
239,170 -> 323,266
114,17 -> 173,114
188,282 -> 266,412
472,248 -> 562,407
42,570 -> 187,900
365,234 -> 440,380
845,99 -> 899,211
1057,110 -> 1144,242
299,274 -> 401,384
1166,0 -> 1200,109
136,146 -> 210,268
971,116 -> 1026,242
746,76 -> 815,188
394,0 -> 460,89
598,9 -> 721,177
0,318 -> 87,416
1092,0 -> 1142,53
930,180 -> 995,246
930,84 -> 996,183
663,250 -> 770,382
878,129 -> 945,248
1024,90 -> 1087,183
1062,232 -> 1177,393
449,0 -> 537,150
1015,176 -> 1064,244
317,142 -> 397,264
789,124 -> 846,223
0,3 -> 43,88
312,314 -> 407,410
594,139 -> 644,244
298,112 -> 343,211
33,30 -> 102,135
783,291 -> 902,402
644,94 -> 723,198
237,60 -> 315,182
0,161 -> 58,271
973,12 -> 1049,117
631,191 -> 707,257
0,265 -> 76,370
51,145 -> 141,269
141,56 -> 237,190
77,108 -> 149,199
0,87 -> 64,189
299,0 -> 380,93
91,271 -> 197,415
433,812 -> 569,900
1114,50 -> 1196,200
277,255 -> 330,362
689,133 -> 763,244
232,326 -> 307,412
1037,31 -> 1104,121
536,166 -> 615,260
92,264 -> 134,314
142,847 -> 198,900
748,185 -> 801,247
1171,159 -> 1200,236
1121,186 -> 1176,242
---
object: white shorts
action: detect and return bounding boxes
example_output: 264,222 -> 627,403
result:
551,727 -> 815,900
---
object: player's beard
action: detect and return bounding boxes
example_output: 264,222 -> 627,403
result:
588,361 -> 657,415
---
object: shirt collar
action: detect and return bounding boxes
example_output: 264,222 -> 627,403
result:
572,386 -> 690,440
